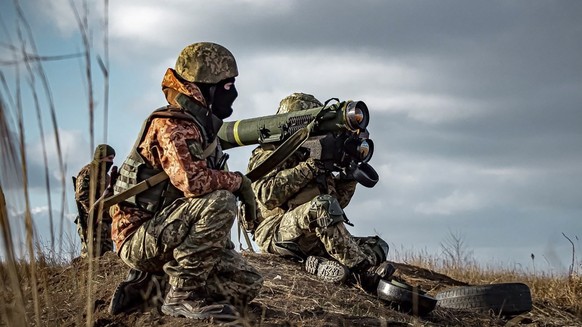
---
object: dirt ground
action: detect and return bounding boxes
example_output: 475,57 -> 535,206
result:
11,251 -> 582,327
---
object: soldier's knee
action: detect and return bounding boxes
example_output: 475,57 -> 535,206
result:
191,190 -> 237,226
360,236 -> 389,263
209,190 -> 237,211
181,190 -> 237,215
309,194 -> 345,228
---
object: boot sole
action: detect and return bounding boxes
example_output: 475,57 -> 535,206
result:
161,304 -> 238,321
305,256 -> 348,283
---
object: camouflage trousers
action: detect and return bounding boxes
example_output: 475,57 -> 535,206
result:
119,190 -> 263,305
76,219 -> 113,258
273,195 -> 382,269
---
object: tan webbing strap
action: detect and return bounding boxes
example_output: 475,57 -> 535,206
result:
101,171 -> 169,209
202,137 -> 218,159
98,137 -> 218,211
246,121 -> 313,182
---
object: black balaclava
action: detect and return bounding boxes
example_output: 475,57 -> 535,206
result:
197,77 -> 237,120
211,77 -> 237,119
93,144 -> 115,173
105,161 -> 114,172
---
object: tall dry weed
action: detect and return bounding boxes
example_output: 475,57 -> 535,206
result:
392,236 -> 581,316
1,1 -> 110,326
0,87 -> 28,326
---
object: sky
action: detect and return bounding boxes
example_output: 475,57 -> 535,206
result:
1,0 -> 581,273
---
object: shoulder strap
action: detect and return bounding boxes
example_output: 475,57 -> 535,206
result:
101,170 -> 169,209
246,124 -> 311,182
149,106 -> 213,148
202,138 -> 218,158
100,109 -> 219,211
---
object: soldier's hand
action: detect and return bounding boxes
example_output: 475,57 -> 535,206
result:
234,173 -> 257,230
110,166 -> 119,184
340,162 -> 357,180
296,147 -> 310,161
305,157 -> 326,176
238,203 -> 257,233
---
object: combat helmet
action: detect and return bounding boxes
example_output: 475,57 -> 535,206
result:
175,42 -> 238,84
277,92 -> 323,114
93,144 -> 115,161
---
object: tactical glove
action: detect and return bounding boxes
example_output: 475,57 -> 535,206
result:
238,204 -> 256,233
234,173 -> 257,232
340,162 -> 357,180
304,157 -> 326,176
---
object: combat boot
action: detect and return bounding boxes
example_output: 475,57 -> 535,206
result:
109,269 -> 166,315
355,261 -> 396,293
161,286 -> 239,321
305,256 -> 349,283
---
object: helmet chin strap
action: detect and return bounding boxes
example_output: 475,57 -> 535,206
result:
207,85 -> 217,114
204,85 -> 218,137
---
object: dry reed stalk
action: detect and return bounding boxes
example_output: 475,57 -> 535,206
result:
2,1 -> 94,324
0,85 -> 28,326
69,0 -> 109,325
70,0 -> 96,153
13,1 -> 76,324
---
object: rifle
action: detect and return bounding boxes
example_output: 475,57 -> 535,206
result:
218,98 -> 379,187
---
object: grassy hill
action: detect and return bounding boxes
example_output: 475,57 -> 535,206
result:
1,250 -> 580,327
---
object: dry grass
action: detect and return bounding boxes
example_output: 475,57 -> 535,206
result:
1,1 -> 110,326
392,245 -> 582,321
1,250 -> 581,327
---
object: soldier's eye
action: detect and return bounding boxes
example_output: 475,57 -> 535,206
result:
224,82 -> 234,90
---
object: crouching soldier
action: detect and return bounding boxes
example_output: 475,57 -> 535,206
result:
107,42 -> 263,321
247,92 -> 395,293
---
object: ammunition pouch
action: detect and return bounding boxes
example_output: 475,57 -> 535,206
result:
115,151 -> 182,213
309,194 -> 345,229
286,186 -> 320,210
272,240 -> 307,262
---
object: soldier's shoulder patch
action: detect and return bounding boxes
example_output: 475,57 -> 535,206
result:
186,139 -> 205,160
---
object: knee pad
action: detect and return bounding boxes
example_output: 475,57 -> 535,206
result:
309,194 -> 345,228
359,236 -> 389,263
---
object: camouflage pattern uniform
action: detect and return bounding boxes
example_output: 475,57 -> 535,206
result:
75,144 -> 115,257
110,44 -> 262,309
248,93 -> 387,270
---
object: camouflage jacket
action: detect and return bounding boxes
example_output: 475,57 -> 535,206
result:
75,162 -> 111,225
247,145 -> 357,252
110,69 -> 242,251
